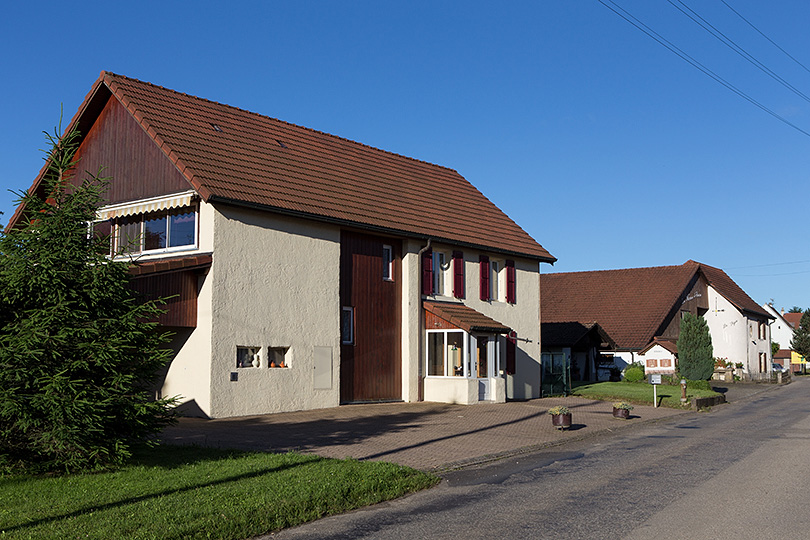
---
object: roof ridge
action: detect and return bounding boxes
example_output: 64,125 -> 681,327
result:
544,262 -> 689,276
101,71 -> 461,175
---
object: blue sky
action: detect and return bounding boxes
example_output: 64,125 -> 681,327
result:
2,1 -> 809,313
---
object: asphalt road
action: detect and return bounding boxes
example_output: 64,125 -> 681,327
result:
265,378 -> 810,540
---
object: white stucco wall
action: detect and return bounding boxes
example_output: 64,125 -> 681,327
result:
158,199 -> 215,416
638,344 -> 676,374
703,286 -> 770,375
418,243 -> 543,402
206,205 -> 341,418
763,304 -> 794,351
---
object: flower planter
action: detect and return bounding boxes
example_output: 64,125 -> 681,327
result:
551,413 -> 572,430
612,407 -> 630,419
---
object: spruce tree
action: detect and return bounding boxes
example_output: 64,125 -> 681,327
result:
790,309 -> 810,361
0,124 -> 176,472
677,313 -> 714,380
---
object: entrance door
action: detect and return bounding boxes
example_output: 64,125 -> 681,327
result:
475,335 -> 495,400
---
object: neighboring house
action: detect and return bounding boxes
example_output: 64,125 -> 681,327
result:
540,260 -> 774,379
780,310 -> 808,372
540,321 -> 616,392
637,337 -> 678,375
10,72 -> 556,418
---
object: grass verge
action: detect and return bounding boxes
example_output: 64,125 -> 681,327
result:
0,445 -> 439,539
571,381 -> 720,408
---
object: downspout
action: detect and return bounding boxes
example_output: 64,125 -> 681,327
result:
417,238 -> 432,402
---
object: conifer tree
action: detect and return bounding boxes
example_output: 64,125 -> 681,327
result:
790,310 -> 810,362
0,123 -> 175,472
677,313 -> 714,380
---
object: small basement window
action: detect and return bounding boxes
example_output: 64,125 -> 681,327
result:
268,347 -> 289,368
236,346 -> 261,368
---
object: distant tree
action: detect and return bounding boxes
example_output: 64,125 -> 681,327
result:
677,313 -> 714,380
791,310 -> 810,361
771,341 -> 780,358
0,123 -> 176,473
789,306 -> 804,313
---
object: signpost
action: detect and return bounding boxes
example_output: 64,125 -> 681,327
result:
649,374 -> 662,408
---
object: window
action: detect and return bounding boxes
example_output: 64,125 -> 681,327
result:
758,321 -> 767,340
433,251 -> 450,296
268,347 -> 289,368
382,245 -> 393,281
453,251 -> 465,299
491,259 -> 502,301
237,346 -> 261,368
113,206 -> 197,255
427,330 -> 466,377
341,307 -> 354,345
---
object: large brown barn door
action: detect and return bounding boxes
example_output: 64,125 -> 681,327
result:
339,231 -> 402,402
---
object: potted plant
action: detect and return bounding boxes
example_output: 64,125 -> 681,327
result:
547,405 -> 572,430
612,402 -> 633,419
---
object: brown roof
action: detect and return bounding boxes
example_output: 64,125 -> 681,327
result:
639,337 -> 678,355
541,260 -> 771,351
13,72 -> 553,262
784,312 -> 802,329
424,301 -> 511,334
541,321 -> 616,349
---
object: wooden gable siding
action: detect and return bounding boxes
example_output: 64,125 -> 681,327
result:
659,273 -> 709,340
129,271 -> 200,327
339,230 -> 402,402
73,97 -> 191,205
425,310 -> 458,331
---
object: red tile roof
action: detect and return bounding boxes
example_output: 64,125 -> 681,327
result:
541,260 -> 771,351
19,72 -> 553,262
784,312 -> 802,329
424,301 -> 511,333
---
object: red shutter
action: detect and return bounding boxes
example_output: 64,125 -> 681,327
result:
506,260 -> 516,303
422,249 -> 434,296
506,331 -> 517,375
452,251 -> 465,299
479,255 -> 490,301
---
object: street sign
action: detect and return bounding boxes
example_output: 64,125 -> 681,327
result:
649,374 -> 662,408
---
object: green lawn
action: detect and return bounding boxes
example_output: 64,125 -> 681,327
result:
0,445 -> 439,540
571,381 -> 721,408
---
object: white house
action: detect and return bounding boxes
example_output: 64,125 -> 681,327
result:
9,72 -> 556,418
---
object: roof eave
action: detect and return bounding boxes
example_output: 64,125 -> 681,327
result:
207,195 -> 557,263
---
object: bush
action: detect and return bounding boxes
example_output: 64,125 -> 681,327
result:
686,379 -> 712,391
623,362 -> 645,383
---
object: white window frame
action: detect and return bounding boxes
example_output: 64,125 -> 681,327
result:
267,346 -> 289,368
341,307 -> 355,345
236,346 -> 261,368
433,251 -> 451,296
112,205 -> 199,257
426,329 -> 468,377
490,259 -> 506,302
382,244 -> 393,281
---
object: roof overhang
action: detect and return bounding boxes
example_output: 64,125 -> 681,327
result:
424,300 -> 511,334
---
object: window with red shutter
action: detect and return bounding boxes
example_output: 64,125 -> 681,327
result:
452,251 -> 465,299
506,331 -> 517,375
422,249 -> 434,296
479,255 -> 490,301
505,260 -> 516,304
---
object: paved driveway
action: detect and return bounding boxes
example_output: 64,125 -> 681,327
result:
160,382 -> 778,471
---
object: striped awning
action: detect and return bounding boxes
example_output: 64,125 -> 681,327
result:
97,190 -> 197,220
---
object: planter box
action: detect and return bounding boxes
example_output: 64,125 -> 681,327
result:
551,413 -> 572,430
612,407 -> 630,419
